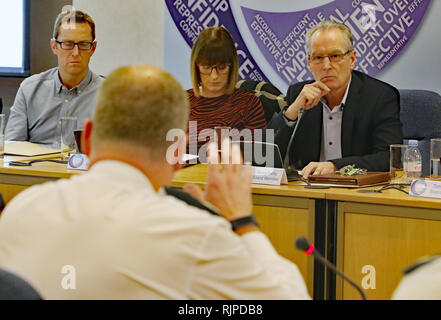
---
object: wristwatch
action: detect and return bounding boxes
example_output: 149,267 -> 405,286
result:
230,216 -> 259,231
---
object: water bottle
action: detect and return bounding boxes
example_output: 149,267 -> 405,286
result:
404,140 -> 422,182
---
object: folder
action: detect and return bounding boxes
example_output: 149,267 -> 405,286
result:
5,141 -> 60,157
308,171 -> 390,186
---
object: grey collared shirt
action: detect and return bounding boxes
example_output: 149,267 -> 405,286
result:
319,102 -> 344,162
6,67 -> 104,146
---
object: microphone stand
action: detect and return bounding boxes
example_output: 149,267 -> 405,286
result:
282,109 -> 329,189
295,237 -> 367,300
283,107 -> 304,174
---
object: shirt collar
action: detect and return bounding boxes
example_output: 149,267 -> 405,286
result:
88,160 -> 156,193
321,75 -> 352,112
54,68 -> 93,94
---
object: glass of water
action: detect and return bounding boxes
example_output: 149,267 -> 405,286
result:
60,116 -> 78,160
430,138 -> 441,180
0,114 -> 5,159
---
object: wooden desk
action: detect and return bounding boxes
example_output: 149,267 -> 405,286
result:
174,165 -> 441,300
2,161 -> 441,300
0,155 -> 81,203
326,187 -> 441,300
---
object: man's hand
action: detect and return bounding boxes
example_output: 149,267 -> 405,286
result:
183,139 -> 253,222
284,81 -> 330,120
300,161 -> 337,179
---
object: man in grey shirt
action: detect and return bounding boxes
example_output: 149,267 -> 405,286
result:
6,9 -> 104,146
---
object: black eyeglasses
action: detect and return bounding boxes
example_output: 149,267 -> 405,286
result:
309,50 -> 352,64
55,39 -> 95,51
198,63 -> 231,75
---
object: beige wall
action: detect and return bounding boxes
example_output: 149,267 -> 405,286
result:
0,0 -> 69,119
73,0 -> 164,76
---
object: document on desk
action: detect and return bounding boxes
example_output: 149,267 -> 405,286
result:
5,141 -> 60,156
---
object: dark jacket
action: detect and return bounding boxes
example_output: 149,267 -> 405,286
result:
267,70 -> 403,171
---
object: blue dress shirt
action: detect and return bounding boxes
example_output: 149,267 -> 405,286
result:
6,67 -> 104,146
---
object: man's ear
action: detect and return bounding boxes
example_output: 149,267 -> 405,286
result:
90,41 -> 97,56
350,50 -> 357,70
81,118 -> 93,156
50,39 -> 58,55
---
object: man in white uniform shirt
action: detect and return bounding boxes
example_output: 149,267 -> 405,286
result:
0,65 -> 310,300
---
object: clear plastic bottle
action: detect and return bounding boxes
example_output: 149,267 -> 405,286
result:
404,140 -> 422,182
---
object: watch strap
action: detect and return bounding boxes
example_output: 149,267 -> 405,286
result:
230,215 -> 259,231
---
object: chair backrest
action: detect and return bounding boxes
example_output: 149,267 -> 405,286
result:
399,89 -> 441,176
0,193 -> 4,214
236,80 -> 287,123
0,267 -> 42,300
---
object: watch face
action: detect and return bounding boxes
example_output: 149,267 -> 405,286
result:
411,179 -> 427,195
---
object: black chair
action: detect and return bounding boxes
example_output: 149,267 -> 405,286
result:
399,89 -> 441,177
0,268 -> 42,300
0,193 -> 4,213
236,80 -> 287,123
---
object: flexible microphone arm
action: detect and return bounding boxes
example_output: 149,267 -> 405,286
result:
282,107 -> 305,170
295,237 -> 367,300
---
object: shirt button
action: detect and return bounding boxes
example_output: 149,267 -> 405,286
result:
329,116 -> 333,120
329,142 -> 333,145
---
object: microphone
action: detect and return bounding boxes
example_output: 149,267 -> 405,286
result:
295,237 -> 367,300
282,107 -> 305,170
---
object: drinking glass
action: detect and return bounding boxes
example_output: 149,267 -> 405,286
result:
390,144 -> 408,184
0,114 -> 5,159
60,116 -> 78,160
430,138 -> 441,180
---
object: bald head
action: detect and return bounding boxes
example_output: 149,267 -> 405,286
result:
92,65 -> 189,160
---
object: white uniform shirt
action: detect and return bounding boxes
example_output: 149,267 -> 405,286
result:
0,160 -> 310,300
392,257 -> 441,300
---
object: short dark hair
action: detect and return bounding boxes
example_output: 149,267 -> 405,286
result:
53,10 -> 96,40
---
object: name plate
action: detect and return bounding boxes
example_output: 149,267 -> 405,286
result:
67,154 -> 90,170
410,179 -> 441,199
251,167 -> 288,186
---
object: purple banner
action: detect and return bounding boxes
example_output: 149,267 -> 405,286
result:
242,0 -> 431,84
166,0 -> 269,82
166,0 -> 431,87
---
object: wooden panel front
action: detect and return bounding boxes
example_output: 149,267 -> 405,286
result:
0,183 -> 29,204
252,196 -> 315,297
337,204 -> 441,300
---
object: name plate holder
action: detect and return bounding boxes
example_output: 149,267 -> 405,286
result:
251,166 -> 288,186
67,153 -> 90,170
409,179 -> 441,199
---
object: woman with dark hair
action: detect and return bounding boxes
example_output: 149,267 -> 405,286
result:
187,27 -> 266,152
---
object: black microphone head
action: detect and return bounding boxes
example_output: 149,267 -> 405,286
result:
295,237 -> 311,251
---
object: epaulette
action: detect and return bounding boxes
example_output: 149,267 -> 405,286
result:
403,255 -> 441,275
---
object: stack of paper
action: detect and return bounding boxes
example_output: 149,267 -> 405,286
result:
5,141 -> 60,157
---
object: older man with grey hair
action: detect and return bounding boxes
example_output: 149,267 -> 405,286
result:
268,20 -> 403,178
0,65 -> 310,300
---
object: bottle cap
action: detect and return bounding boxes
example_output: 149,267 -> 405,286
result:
408,140 -> 419,147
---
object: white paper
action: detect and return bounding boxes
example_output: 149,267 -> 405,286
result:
251,166 -> 288,185
5,141 -> 60,156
